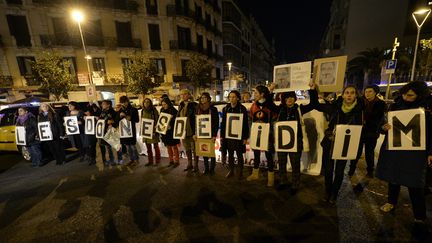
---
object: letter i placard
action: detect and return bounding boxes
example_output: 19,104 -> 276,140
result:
331,125 -> 362,160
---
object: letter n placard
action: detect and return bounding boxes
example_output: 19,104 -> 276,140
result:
249,122 -> 270,151
274,121 -> 298,152
332,125 -> 362,160
119,118 -> 133,138
388,108 -> 425,150
225,113 -> 243,140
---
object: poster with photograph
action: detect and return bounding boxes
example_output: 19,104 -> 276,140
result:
273,61 -> 311,92
195,139 -> 216,157
313,56 -> 347,92
388,108 -> 425,150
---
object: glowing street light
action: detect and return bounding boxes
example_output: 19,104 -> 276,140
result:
411,8 -> 431,81
71,9 -> 93,84
227,62 -> 232,91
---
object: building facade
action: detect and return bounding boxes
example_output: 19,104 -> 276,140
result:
221,0 -> 275,94
0,0 -> 223,98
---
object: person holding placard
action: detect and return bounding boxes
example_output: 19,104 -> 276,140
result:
84,103 -> 101,165
318,85 -> 364,204
376,81 -> 432,229
141,98 -> 161,166
247,85 -> 279,187
16,107 -> 42,167
221,90 -> 249,179
116,96 -> 140,166
195,92 -> 219,175
160,97 -> 180,167
348,85 -> 386,178
276,83 -> 318,194
38,103 -> 65,165
66,101 -> 86,162
99,100 -> 122,165
177,89 -> 199,172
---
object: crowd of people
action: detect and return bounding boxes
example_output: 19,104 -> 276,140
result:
14,81 -> 432,229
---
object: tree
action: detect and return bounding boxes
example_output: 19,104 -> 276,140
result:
185,54 -> 214,93
125,54 -> 161,95
31,51 -> 73,101
347,48 -> 387,89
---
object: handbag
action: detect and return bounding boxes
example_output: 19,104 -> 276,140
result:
103,127 -> 122,151
297,107 -> 310,152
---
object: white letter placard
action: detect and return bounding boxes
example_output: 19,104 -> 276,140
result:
119,118 -> 133,138
15,126 -> 26,145
156,112 -> 173,135
173,117 -> 187,139
141,118 -> 154,139
38,121 -> 53,141
225,113 -> 243,140
196,114 -> 212,139
84,116 -> 96,135
95,120 -> 105,138
388,108 -> 425,150
274,121 -> 298,152
332,125 -> 362,160
64,116 -> 80,135
249,122 -> 270,151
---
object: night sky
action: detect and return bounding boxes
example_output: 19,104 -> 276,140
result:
236,0 -> 333,64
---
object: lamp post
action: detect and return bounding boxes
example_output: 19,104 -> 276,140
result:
227,62 -> 232,91
71,10 -> 93,84
411,8 -> 431,81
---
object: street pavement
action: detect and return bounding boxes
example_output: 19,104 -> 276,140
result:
0,152 -> 431,243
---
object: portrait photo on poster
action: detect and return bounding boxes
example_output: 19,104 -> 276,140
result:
319,61 -> 338,86
273,62 -> 311,93
313,56 -> 347,92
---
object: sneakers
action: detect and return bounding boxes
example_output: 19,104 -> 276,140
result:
380,203 -> 395,213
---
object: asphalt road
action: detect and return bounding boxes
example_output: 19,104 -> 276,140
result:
0,152 -> 430,242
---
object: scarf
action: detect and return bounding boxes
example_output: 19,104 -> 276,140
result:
341,99 -> 357,113
16,112 -> 31,125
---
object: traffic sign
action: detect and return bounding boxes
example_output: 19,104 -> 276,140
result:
385,59 -> 397,74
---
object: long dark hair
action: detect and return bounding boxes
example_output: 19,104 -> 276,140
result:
399,81 -> 430,102
38,102 -> 56,121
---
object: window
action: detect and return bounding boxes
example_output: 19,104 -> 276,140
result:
146,0 -> 158,15
215,44 -> 218,55
63,57 -> 77,76
333,34 -> 341,49
116,21 -> 133,47
6,0 -> 22,5
150,58 -> 166,75
205,13 -> 211,27
216,67 -> 221,80
195,4 -> 202,20
0,109 -> 17,127
16,56 -> 35,75
177,26 -> 191,49
148,24 -> 161,50
207,39 -> 213,56
52,17 -> 69,45
176,0 -> 189,14
85,20 -> 103,46
181,59 -> 189,76
197,34 -> 203,52
6,15 -> 31,47
121,58 -> 132,81
92,58 -> 106,72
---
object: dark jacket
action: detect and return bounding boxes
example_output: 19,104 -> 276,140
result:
116,104 -> 139,145
361,97 -> 386,139
16,113 -> 39,146
277,89 -> 318,151
249,98 -> 279,123
66,110 -> 85,133
160,106 -> 180,146
141,106 -> 160,144
196,104 -> 219,138
177,100 -> 198,137
38,112 -> 64,140
220,103 -> 249,152
376,97 -> 432,188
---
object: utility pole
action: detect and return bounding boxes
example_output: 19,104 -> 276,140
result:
385,37 -> 400,100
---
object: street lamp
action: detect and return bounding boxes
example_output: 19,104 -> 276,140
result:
71,9 -> 93,84
227,62 -> 232,91
411,8 -> 431,81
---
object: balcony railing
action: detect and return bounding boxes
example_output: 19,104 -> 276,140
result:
0,76 -> 13,87
33,0 -> 139,12
169,40 -> 197,51
166,5 -> 195,19
40,35 -> 141,49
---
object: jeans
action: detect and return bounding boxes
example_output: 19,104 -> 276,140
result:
126,144 -> 139,161
324,159 -> 348,199
278,152 -> 302,188
27,144 -> 42,166
253,150 -> 274,171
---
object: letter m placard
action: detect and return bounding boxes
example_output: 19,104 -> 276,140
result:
388,108 -> 425,150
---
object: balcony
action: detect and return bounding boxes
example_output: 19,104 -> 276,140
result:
40,35 -> 72,47
32,0 -> 139,12
117,38 -> 142,48
169,40 -> 197,51
105,74 -> 126,85
0,76 -> 13,87
166,5 -> 195,19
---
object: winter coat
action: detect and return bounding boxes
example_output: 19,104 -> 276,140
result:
160,106 -> 180,146
361,97 -> 386,139
66,110 -> 85,133
16,113 -> 39,146
116,104 -> 139,145
196,104 -> 219,138
276,89 -> 318,152
177,101 -> 198,137
376,97 -> 432,188
220,103 -> 249,151
38,112 -> 64,140
99,107 -> 117,146
141,107 -> 160,144
249,98 -> 279,123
